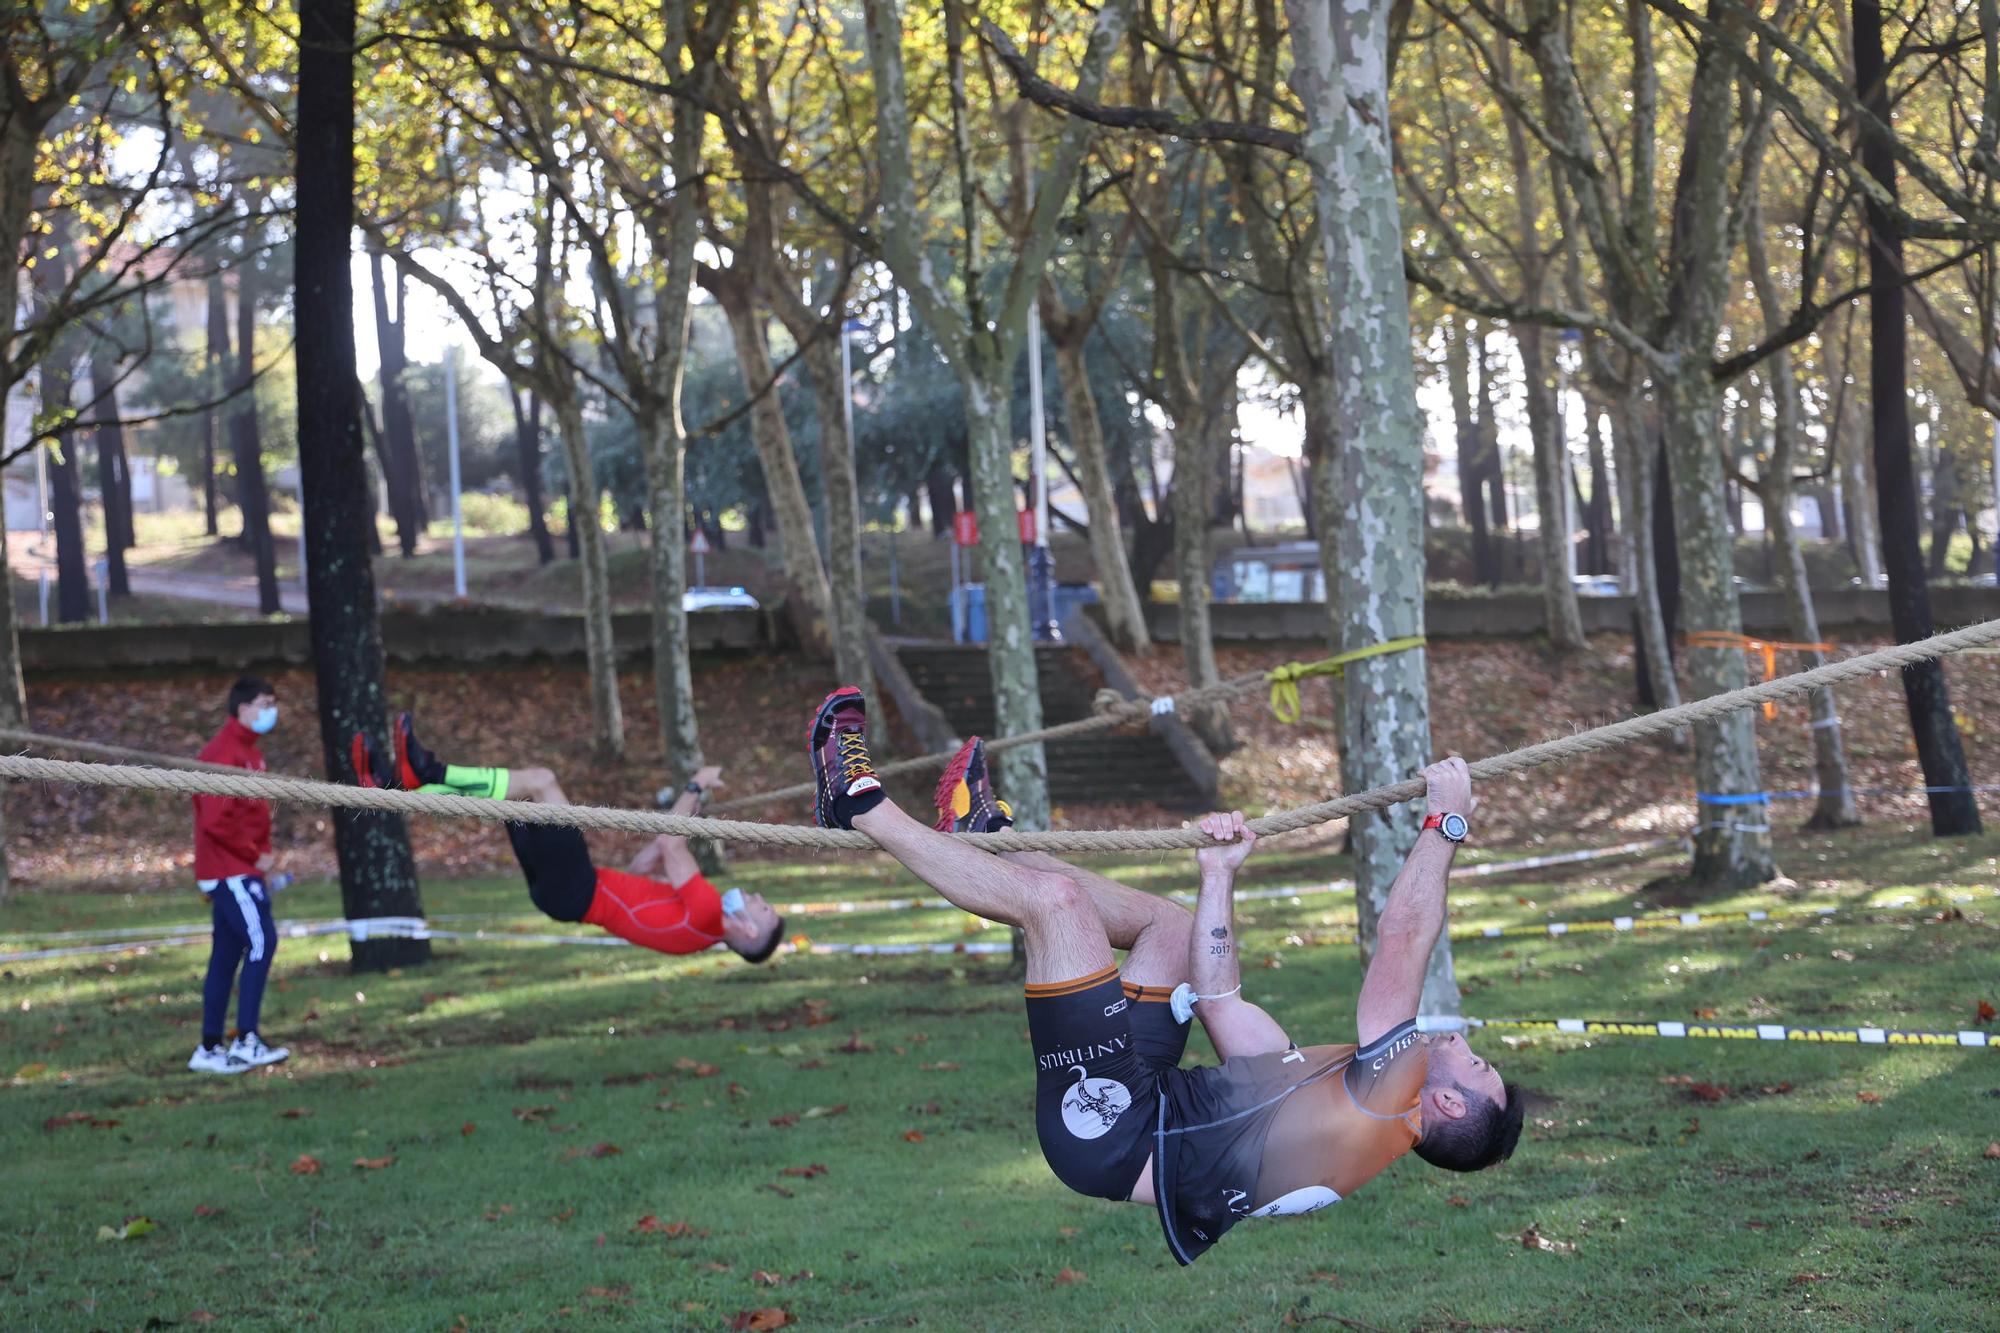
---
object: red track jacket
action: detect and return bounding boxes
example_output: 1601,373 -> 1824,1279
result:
193,717 -> 271,880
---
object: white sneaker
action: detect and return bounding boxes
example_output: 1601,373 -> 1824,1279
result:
229,1032 -> 290,1068
188,1044 -> 250,1075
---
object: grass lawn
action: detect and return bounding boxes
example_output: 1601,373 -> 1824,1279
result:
4,824 -> 1998,1330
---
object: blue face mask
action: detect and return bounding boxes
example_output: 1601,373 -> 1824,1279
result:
720,887 -> 747,918
249,705 -> 278,735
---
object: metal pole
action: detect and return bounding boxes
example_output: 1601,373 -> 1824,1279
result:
35,441 -> 47,554
95,559 -> 108,624
445,343 -> 466,599
1558,330 -> 1579,583
889,523 -> 901,625
38,569 -> 49,626
950,541 -> 962,643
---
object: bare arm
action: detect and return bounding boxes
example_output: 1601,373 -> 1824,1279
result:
1355,758 -> 1469,1045
1188,812 -> 1291,1060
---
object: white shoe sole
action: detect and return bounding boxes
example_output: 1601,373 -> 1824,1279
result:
189,1059 -> 249,1075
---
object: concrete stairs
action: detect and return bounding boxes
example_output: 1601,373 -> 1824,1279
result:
893,642 -> 1211,809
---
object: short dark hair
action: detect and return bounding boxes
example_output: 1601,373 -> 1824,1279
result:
1413,1079 -> 1524,1173
737,915 -> 786,965
227,676 -> 276,717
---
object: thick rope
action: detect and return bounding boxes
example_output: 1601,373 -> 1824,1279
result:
0,727 -> 288,778
1,619 -> 1994,852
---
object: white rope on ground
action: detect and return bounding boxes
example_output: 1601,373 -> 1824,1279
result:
1432,1015 -> 1995,1048
0,619 -> 1994,852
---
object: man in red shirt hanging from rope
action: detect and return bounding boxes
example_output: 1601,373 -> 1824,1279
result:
352,714 -> 784,962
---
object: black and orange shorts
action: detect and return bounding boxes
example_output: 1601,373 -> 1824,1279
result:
1025,967 -> 1190,1202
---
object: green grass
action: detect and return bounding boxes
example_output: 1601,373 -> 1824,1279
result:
3,828 -> 1998,1330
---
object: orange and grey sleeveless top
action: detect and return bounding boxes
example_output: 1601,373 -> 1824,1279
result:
1152,1019 -> 1427,1265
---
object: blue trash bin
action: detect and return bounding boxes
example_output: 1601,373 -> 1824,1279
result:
951,584 -> 989,644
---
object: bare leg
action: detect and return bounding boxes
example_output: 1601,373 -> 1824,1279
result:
853,800 -> 1114,984
1001,850 -> 1190,988
505,767 -> 566,805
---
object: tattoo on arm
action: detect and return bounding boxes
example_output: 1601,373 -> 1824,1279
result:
1208,928 -> 1231,957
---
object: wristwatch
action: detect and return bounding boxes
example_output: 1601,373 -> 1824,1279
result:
1423,812 -> 1469,843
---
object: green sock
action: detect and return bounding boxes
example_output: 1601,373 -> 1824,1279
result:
419,766 -> 510,801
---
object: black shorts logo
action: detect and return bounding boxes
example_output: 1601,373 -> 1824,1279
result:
1059,1066 -> 1133,1139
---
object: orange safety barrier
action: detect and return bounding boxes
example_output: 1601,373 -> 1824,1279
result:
1685,631 -> 1835,719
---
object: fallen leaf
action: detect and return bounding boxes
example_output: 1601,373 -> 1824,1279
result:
1058,1227 -> 1079,1237
353,1156 -> 396,1170
1446,1195 -> 1468,1207
801,1104 -> 847,1119
193,1204 -> 223,1218
752,1270 -> 783,1287
279,1107 -> 313,1119
727,1082 -> 748,1098
673,1057 -> 721,1077
918,1061 -> 962,1072
1789,1273 -> 1832,1286
550,1208 -> 576,1223
635,1215 -> 699,1235
1505,1224 -> 1576,1253
1857,1091 -> 1883,1104
1693,1008 -> 1719,1021
95,1216 -> 156,1242
583,1284 -> 632,1304
461,1122 -> 476,1137
836,1032 -> 873,1055
1983,1142 -> 2000,1159
1052,1267 -> 1086,1285
188,1311 -> 217,1324
290,1155 -> 322,1176
1688,1083 -> 1727,1103
483,1205 -> 515,1221
903,1130 -> 925,1143
13,1062 -> 47,1080
1307,1270 -> 1339,1284
727,1310 -> 792,1331
586,1142 -> 622,1158
1977,1000 -> 1997,1024
512,1105 -> 555,1123
769,1114 -> 798,1129
1830,949 -> 1856,962
779,1163 -> 827,1178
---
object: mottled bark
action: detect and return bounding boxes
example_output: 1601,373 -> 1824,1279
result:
1521,325 -> 1586,649
368,246 -> 422,555
1288,0 -> 1457,1017
1445,319 -> 1494,585
1854,0 -> 1980,836
705,267 -> 832,629
1618,387 -> 1683,733
1047,313 -> 1150,653
552,396 -> 625,758
294,0 -> 427,969
1661,369 -> 1775,887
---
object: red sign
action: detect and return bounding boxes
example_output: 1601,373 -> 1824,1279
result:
689,528 -> 711,555
1017,509 -> 1036,544
953,511 -> 979,547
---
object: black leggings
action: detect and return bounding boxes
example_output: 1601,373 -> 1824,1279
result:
507,824 -> 598,923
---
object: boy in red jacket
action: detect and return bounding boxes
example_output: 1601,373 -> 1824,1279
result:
189,676 -> 290,1074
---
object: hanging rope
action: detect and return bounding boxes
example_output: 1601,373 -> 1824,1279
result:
0,618 -> 1992,852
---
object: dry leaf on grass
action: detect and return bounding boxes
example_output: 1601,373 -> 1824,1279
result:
1982,1142 -> 2000,1159
95,1216 -> 156,1242
768,1114 -> 798,1128
1976,1000 -> 1996,1024
353,1156 -> 396,1170
1687,1082 -> 1727,1103
1857,1091 -> 1883,1104
290,1155 -> 322,1175
801,1104 -> 846,1119
278,1107 -> 313,1119
193,1205 -> 223,1218
727,1308 -> 793,1330
1052,1267 -> 1086,1285
1504,1224 -> 1577,1253
918,1061 -> 962,1072
902,1130 -> 925,1143
779,1164 -> 827,1178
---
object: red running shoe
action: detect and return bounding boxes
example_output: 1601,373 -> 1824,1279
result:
349,731 -> 396,790
933,737 -> 1013,833
393,712 -> 446,790
808,687 -> 883,829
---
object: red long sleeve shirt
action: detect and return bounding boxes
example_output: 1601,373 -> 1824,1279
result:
193,717 -> 271,880
582,869 -> 726,954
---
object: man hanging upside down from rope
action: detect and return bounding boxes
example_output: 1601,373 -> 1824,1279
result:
351,714 -> 785,963
806,686 -> 1521,1264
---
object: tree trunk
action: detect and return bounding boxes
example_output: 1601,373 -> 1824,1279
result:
1619,387 -> 1683,732
88,351 -> 134,596
709,272 -> 833,630
1474,335 -> 1510,584
204,276 -> 225,537
1853,0 -> 1980,835
1169,416 -> 1236,753
295,0 -> 428,969
1580,394 -> 1613,575
510,388 -> 555,564
1446,319 -> 1494,586
925,464 -> 956,536
1050,332 -> 1150,653
552,396 -> 625,757
1660,369 -> 1775,888
1926,446 -> 1963,575
797,337 -> 879,735
368,246 -> 422,555
230,264 -> 282,614
38,330 -> 93,623
565,483 -> 582,560
1521,325 -> 1586,650
1289,0 -> 1457,1018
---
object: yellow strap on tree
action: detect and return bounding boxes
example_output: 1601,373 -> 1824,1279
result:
1266,636 -> 1427,724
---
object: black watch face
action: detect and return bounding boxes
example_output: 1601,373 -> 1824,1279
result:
1440,813 -> 1468,842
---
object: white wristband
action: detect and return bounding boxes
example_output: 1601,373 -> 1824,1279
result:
1170,981 -> 1242,1025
